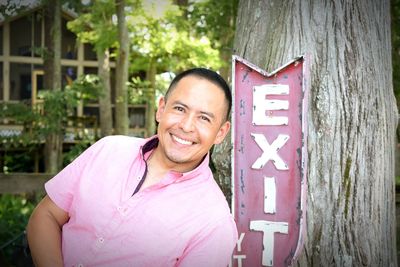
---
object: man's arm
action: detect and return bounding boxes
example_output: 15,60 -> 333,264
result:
27,195 -> 69,267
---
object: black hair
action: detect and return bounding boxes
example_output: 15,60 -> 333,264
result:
165,68 -> 232,121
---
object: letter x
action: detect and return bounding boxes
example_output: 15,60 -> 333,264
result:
251,133 -> 289,170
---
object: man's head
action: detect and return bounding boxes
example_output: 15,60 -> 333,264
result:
154,68 -> 232,172
164,68 -> 232,122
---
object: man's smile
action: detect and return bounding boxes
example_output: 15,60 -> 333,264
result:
171,134 -> 194,146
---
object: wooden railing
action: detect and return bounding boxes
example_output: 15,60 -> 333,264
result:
0,173 -> 53,194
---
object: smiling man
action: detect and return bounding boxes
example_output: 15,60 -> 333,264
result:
27,68 -> 238,267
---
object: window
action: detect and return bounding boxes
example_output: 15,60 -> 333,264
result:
83,105 -> 99,123
10,63 -> 32,100
128,106 -> 146,128
84,43 -> 97,60
62,66 -> 77,88
62,18 -> 77,59
10,64 -> 43,101
10,16 -> 32,56
32,11 -> 43,57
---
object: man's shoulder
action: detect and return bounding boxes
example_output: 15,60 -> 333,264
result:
96,135 -> 144,148
85,135 -> 145,157
100,134 -> 143,143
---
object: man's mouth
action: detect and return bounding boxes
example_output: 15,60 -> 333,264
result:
172,134 -> 194,145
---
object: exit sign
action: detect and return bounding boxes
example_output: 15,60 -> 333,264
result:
231,55 -> 308,267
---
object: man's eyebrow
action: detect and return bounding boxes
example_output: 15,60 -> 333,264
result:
172,100 -> 215,119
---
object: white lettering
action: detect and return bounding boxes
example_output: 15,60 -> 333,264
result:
249,220 -> 289,267
264,177 -> 276,214
253,84 -> 289,126
251,133 -> 289,170
233,255 -> 246,267
237,232 -> 245,252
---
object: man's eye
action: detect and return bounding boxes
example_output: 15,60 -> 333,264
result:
174,106 -> 184,112
200,116 -> 210,122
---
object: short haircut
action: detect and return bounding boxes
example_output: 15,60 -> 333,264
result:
165,68 -> 232,121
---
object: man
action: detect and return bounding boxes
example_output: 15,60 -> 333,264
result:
27,68 -> 238,267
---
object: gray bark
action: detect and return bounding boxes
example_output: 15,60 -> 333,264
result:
114,0 -> 129,135
232,0 -> 397,266
97,49 -> 113,137
212,130 -> 232,204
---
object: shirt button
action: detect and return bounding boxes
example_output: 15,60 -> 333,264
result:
98,237 -> 105,243
77,264 -> 84,267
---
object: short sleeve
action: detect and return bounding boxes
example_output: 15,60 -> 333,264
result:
178,215 -> 238,267
44,138 -> 107,212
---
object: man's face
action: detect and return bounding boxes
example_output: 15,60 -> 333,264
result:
155,75 -> 230,172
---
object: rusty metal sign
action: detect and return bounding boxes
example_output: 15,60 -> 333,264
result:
231,55 -> 308,267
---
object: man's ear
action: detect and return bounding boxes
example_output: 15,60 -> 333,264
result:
213,121 -> 231,145
155,97 -> 166,123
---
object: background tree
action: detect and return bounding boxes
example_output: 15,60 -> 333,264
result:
43,0 -> 63,173
67,1 -> 117,137
231,0 -> 397,265
186,0 -> 238,80
114,0 -> 130,135
128,0 -> 222,135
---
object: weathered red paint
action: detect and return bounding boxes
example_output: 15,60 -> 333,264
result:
231,56 -> 308,267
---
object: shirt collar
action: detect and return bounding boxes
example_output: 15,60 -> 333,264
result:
139,135 -> 211,182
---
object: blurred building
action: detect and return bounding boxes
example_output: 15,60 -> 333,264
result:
0,4 -> 147,172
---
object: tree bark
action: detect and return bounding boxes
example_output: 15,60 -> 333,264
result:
114,0 -> 129,135
232,0 -> 397,266
211,0 -> 238,204
97,49 -> 113,137
43,0 -> 63,174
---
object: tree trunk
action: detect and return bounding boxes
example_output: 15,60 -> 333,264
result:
114,0 -> 129,135
217,0 -> 238,82
97,49 -> 113,137
43,0 -> 63,173
232,0 -> 397,266
211,130 -> 232,204
145,60 -> 157,136
211,0 -> 238,203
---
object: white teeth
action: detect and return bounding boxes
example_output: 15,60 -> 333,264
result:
173,135 -> 193,145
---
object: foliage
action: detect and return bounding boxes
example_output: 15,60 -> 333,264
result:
126,73 -> 174,106
62,133 -> 95,166
0,75 -> 101,172
37,74 -> 101,135
0,102 -> 43,151
3,153 -> 36,174
65,74 -> 103,104
67,0 -> 118,54
187,0 -> 238,50
128,0 -> 223,74
127,76 -> 151,104
0,193 -> 43,265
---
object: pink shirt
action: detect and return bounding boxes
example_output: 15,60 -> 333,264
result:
45,135 -> 238,267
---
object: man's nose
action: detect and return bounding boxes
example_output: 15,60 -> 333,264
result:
179,114 -> 195,132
